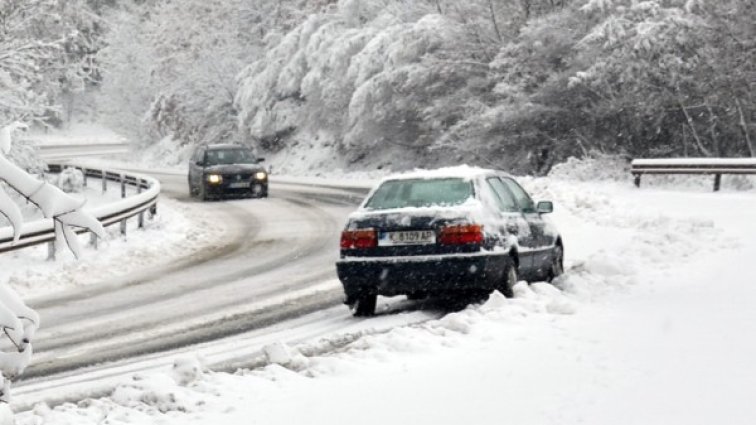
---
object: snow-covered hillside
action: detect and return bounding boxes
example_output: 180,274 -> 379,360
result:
5,0 -> 742,175
14,175 -> 756,425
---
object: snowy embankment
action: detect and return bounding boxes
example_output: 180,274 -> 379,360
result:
26,124 -> 127,147
0,181 -> 226,299
16,173 -> 756,424
1,124 -> 225,298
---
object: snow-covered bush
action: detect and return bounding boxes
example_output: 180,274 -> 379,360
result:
548,154 -> 631,182
140,136 -> 196,168
6,139 -> 46,175
56,168 -> 85,193
0,125 -> 50,226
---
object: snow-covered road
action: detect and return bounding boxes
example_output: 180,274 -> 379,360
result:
19,175 -> 358,378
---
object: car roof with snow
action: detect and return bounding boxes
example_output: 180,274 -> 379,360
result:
206,143 -> 248,151
377,165 -> 507,182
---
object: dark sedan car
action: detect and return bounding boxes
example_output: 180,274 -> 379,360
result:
336,167 -> 563,316
188,144 -> 268,200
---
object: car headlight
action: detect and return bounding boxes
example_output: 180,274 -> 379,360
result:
254,171 -> 268,180
207,174 -> 223,184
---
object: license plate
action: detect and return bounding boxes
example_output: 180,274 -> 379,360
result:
228,182 -> 250,188
378,230 -> 436,246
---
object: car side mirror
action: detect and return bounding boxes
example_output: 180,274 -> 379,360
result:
256,157 -> 265,164
195,160 -> 205,166
536,201 -> 553,214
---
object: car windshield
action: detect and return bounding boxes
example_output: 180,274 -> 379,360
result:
364,178 -> 474,210
205,148 -> 256,166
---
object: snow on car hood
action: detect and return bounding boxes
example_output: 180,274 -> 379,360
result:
373,164 -> 498,182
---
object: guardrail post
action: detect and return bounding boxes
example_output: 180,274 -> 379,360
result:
102,170 -> 107,194
120,219 -> 127,235
137,179 -> 145,229
82,168 -> 87,188
121,174 -> 126,198
47,241 -> 55,261
713,173 -> 722,192
89,232 -> 98,249
633,174 -> 641,188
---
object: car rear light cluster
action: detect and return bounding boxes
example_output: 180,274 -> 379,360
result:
439,224 -> 484,245
340,228 -> 377,249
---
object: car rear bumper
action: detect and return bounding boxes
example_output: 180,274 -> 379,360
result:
336,252 -> 512,299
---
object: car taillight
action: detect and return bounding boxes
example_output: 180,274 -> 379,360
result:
340,228 -> 377,249
439,224 -> 484,245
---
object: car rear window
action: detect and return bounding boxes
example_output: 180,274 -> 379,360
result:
364,178 -> 474,210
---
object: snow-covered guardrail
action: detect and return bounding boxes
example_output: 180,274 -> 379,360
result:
0,164 -> 160,256
631,158 -> 756,191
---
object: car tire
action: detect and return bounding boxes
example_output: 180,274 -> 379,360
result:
351,294 -> 377,317
406,292 -> 428,301
252,185 -> 268,198
198,183 -> 208,201
496,260 -> 518,298
547,244 -> 564,282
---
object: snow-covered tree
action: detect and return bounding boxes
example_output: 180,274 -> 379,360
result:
236,0 -> 513,167
0,123 -> 105,416
570,0 -> 755,157
95,4 -> 158,137
96,0 -> 325,151
87,0 -> 756,169
0,0 -> 105,128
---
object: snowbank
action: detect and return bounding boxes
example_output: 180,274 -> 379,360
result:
1,197 -> 226,299
549,155 -> 756,191
24,123 -> 127,147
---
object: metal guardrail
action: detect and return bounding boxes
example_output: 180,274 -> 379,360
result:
0,164 -> 160,256
631,158 -> 756,191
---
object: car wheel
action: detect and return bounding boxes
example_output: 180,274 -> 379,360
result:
547,244 -> 564,282
496,260 -> 518,298
407,292 -> 428,301
198,183 -> 208,201
252,184 -> 267,198
351,294 -> 377,317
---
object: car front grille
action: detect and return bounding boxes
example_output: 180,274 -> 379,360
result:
223,173 -> 252,181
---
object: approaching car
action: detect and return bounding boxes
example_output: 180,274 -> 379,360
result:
336,166 -> 563,316
188,144 -> 268,200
